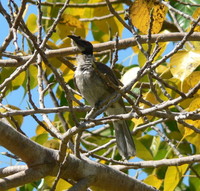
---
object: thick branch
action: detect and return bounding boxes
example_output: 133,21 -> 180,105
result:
0,120 -> 157,191
0,120 -> 57,166
57,154 -> 158,191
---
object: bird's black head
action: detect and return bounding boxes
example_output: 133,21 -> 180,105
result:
68,35 -> 93,55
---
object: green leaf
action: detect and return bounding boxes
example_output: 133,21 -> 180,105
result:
26,13 -> 38,33
31,133 -> 49,145
150,136 -> 161,157
136,135 -> 153,160
170,0 -> 198,30
189,164 -> 200,191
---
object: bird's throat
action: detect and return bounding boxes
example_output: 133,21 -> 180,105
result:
77,54 -> 94,66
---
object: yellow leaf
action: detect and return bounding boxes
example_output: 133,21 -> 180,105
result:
143,91 -> 160,108
43,139 -> 60,150
129,0 -> 167,34
59,14 -> 84,29
28,65 -> 38,89
178,120 -> 200,152
0,105 -> 23,129
44,176 -> 72,190
187,97 -> 200,112
170,50 -> 200,81
73,93 -> 83,107
184,97 -> 200,136
155,64 -> 171,79
56,14 -> 86,45
143,175 -> 163,189
90,0 -> 124,41
192,8 -> 200,32
36,123 -> 48,135
12,71 -> 26,88
164,164 -> 188,191
47,40 -> 59,49
49,57 -> 62,69
0,67 -> 25,89
8,188 -> 17,191
55,178 -> 72,190
61,64 -> 75,83
136,31 -> 168,67
132,117 -> 144,127
187,8 -> 200,49
100,160 -> 106,164
178,98 -> 200,153
186,71 -> 200,95
26,13 -> 38,33
136,136 -> 153,160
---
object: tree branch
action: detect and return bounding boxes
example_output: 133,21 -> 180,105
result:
1,32 -> 200,67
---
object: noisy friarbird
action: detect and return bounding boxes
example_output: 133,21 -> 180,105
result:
68,35 -> 136,159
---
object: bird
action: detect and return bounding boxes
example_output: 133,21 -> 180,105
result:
68,35 -> 136,159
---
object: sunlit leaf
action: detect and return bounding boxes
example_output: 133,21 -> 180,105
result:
143,91 -> 160,108
192,7 -> 200,32
164,164 -> 188,191
26,13 -> 38,33
170,50 -> 200,81
59,14 -> 84,29
90,0 -> 124,41
178,97 -> 200,153
150,136 -> 161,157
0,105 -> 23,129
12,71 -> 26,89
143,174 -> 163,189
56,14 -> 86,47
0,67 -> 26,92
185,71 -> 200,95
178,123 -> 200,154
71,0 -> 89,2
121,66 -> 140,86
61,64 -> 74,83
27,65 -> 38,90
8,188 -> 17,191
31,133 -> 49,145
156,64 -> 172,79
36,123 -> 48,135
184,97 -> 200,136
44,176 -> 72,190
131,117 -> 144,128
129,0 -> 167,34
43,139 -> 60,150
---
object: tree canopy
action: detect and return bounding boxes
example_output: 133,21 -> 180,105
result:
0,0 -> 200,190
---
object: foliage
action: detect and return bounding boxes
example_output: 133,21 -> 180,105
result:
0,0 -> 200,190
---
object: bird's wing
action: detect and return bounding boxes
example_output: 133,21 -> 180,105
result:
94,62 -> 127,110
94,62 -> 120,87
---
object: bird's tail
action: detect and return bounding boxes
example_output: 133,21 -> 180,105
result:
113,120 -> 136,159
